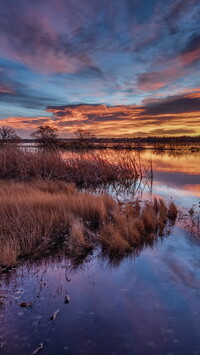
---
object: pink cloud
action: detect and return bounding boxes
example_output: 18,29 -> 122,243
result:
137,69 -> 183,92
0,84 -> 14,94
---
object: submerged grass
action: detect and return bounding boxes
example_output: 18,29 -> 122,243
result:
0,180 -> 177,269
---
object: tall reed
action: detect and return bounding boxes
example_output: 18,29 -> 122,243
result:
0,147 -> 150,187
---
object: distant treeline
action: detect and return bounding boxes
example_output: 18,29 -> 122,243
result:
22,136 -> 200,144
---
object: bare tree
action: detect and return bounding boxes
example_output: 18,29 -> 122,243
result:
75,129 -> 95,141
31,125 -> 58,150
74,129 -> 95,149
0,126 -> 21,146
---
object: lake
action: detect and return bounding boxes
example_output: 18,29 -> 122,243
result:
0,149 -> 200,355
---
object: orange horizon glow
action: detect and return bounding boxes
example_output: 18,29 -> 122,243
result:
0,90 -> 200,138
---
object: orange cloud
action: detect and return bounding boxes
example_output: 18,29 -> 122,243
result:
0,89 -> 200,138
0,116 -> 54,137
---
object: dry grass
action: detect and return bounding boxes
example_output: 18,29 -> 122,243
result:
0,146 -> 149,187
0,180 -> 178,269
0,180 -> 115,267
167,202 -> 178,220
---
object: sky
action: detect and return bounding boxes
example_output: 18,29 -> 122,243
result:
0,0 -> 200,138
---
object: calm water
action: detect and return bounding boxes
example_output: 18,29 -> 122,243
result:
0,150 -> 200,355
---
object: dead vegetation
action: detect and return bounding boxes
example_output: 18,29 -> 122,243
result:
167,202 -> 178,220
0,180 -> 178,269
0,146 -> 150,187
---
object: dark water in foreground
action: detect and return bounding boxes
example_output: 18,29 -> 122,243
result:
0,150 -> 200,355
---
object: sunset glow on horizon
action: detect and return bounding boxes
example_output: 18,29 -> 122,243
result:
0,0 -> 200,137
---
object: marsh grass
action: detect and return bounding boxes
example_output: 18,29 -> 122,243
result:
167,202 -> 178,220
0,180 -> 177,269
0,147 -> 150,188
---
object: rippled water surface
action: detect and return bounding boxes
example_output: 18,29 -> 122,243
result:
0,150 -> 200,355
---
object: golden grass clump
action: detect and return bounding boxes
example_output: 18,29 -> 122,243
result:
68,219 -> 92,255
167,202 -> 178,220
141,203 -> 157,233
99,198 -> 172,252
0,180 -> 178,268
100,223 -> 130,253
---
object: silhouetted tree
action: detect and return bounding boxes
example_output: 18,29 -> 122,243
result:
0,126 -> 21,146
74,129 -> 95,149
31,125 -> 58,150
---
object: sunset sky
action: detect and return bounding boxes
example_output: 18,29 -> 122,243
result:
0,0 -> 200,137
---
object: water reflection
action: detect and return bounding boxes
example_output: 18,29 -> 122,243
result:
67,149 -> 200,207
0,149 -> 200,354
143,149 -> 200,176
140,150 -> 200,210
0,227 -> 200,355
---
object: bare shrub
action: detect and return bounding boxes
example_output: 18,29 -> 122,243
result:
0,126 -> 21,146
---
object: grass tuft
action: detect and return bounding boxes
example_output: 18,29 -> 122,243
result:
167,202 -> 178,220
0,181 -> 178,268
